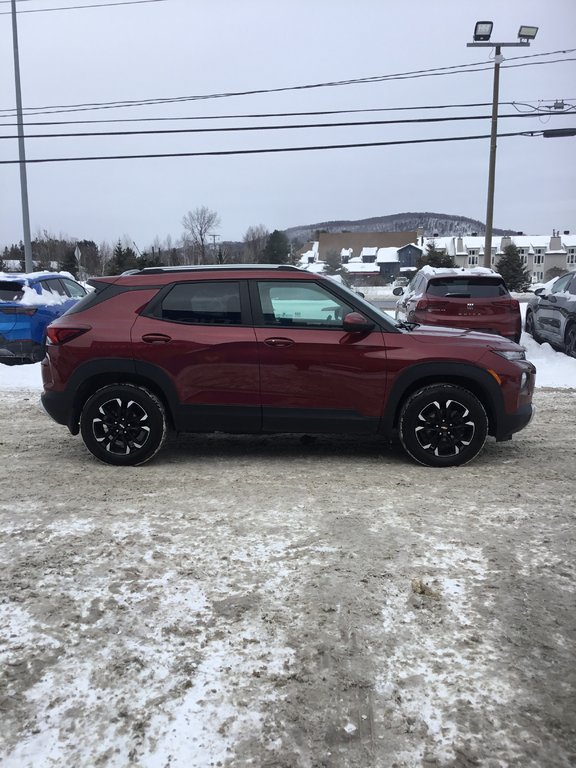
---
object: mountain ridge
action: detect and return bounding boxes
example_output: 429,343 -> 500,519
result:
284,211 -> 515,242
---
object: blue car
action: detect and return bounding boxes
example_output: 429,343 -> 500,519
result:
0,272 -> 87,364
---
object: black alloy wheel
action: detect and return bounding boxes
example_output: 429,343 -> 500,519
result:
565,324 -> 576,358
399,384 -> 488,467
80,384 -> 167,466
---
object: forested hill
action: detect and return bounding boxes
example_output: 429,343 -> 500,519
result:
284,212 -> 514,242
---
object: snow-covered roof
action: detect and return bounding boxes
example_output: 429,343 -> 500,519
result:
342,262 -> 381,274
359,247 -> 378,258
376,247 -> 399,263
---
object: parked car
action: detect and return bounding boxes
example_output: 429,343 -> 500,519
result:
0,272 -> 87,364
41,264 -> 535,468
524,271 -> 576,357
393,266 -> 522,343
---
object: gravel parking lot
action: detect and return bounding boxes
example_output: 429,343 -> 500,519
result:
1,388 -> 575,767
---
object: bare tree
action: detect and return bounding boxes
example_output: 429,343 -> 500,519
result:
182,206 -> 221,264
243,224 -> 269,263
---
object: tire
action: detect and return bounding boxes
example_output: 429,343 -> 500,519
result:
565,324 -> 576,359
80,384 -> 167,466
399,384 -> 488,467
525,311 -> 541,343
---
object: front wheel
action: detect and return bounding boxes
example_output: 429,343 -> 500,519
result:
399,384 -> 488,467
565,324 -> 576,358
80,384 -> 167,466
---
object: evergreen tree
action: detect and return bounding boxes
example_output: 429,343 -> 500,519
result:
107,241 -> 139,274
496,244 -> 530,291
416,239 -> 455,269
324,249 -> 342,275
261,230 -> 290,264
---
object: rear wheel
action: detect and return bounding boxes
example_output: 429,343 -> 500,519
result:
525,310 -> 541,343
80,384 -> 167,466
565,324 -> 576,358
399,384 -> 488,467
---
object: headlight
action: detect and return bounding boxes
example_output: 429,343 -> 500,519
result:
491,349 -> 526,361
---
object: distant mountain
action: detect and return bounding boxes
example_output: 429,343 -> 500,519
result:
284,212 -> 515,243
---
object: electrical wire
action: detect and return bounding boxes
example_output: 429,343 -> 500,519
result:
0,0 -> 168,13
0,110 -> 572,141
0,99 -> 572,128
0,129 -> 560,165
0,49 -> 574,116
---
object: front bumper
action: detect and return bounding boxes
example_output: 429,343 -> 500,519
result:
495,402 -> 535,441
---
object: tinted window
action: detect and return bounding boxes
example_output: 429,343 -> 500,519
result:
258,281 -> 351,327
61,278 -> 87,298
40,278 -> 68,297
569,274 -> 576,296
160,281 -> 241,325
550,274 -> 573,294
426,278 -> 508,298
0,281 -> 24,301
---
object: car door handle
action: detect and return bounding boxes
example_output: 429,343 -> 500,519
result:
142,333 -> 172,343
263,337 -> 294,348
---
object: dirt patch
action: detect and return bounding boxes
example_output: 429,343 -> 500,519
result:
0,389 -> 575,767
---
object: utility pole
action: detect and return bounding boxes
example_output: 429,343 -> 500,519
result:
11,0 -> 33,272
467,22 -> 538,268
209,233 -> 220,264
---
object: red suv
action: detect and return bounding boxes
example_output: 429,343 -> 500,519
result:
394,266 -> 522,342
41,265 -> 535,467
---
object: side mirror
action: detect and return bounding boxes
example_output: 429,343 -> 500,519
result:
534,287 -> 544,296
392,287 -> 404,296
342,312 -> 375,333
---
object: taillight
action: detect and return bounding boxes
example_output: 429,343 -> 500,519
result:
46,327 -> 90,345
415,299 -> 429,312
0,306 -> 37,316
509,299 -> 520,312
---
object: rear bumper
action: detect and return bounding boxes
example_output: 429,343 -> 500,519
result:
0,338 -> 38,362
41,390 -> 78,433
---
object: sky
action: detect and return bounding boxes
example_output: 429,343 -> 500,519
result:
0,0 -> 575,251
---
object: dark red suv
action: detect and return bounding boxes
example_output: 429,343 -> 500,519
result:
394,266 -> 522,343
41,265 -> 535,467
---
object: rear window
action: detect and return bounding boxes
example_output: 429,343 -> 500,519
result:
0,280 -> 24,302
426,278 -> 509,298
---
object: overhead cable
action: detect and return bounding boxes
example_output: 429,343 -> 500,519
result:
0,129 -> 560,165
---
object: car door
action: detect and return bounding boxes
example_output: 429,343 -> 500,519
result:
251,279 -> 389,433
533,273 -> 574,344
131,279 -> 261,432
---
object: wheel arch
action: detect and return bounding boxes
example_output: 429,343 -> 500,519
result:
65,359 -> 179,435
381,363 -> 504,439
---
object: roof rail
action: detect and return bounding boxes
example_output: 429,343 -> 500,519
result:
134,264 -> 302,275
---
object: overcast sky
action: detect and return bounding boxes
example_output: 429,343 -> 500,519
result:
0,0 -> 575,250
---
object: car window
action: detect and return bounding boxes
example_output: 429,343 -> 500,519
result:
0,280 -> 24,301
550,274 -> 573,294
40,278 -> 68,297
426,278 -> 508,298
61,278 -> 87,298
569,274 -> 576,296
257,281 -> 352,327
159,281 -> 242,325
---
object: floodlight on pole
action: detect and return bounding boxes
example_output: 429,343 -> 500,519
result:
473,22 -> 493,42
467,22 -> 537,268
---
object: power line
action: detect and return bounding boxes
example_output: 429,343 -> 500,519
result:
0,0 -> 168,13
0,110 -> 571,140
0,49 -> 574,116
0,129 -> 560,165
0,99 -> 573,128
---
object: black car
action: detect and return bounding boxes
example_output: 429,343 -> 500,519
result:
525,272 -> 576,357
